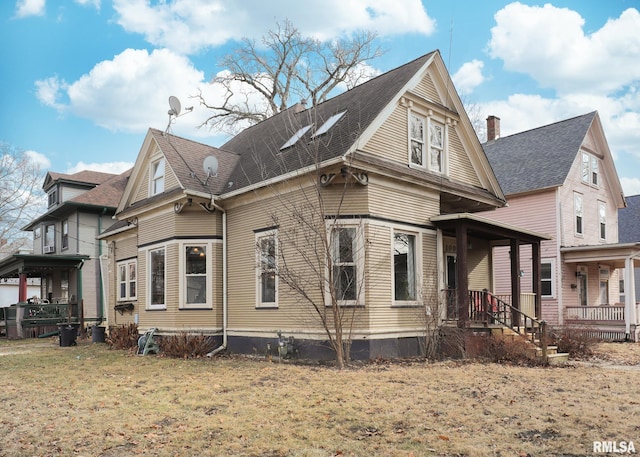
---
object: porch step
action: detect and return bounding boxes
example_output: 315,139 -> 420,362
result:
546,352 -> 570,365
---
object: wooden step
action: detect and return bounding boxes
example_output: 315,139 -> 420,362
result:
545,352 -> 569,365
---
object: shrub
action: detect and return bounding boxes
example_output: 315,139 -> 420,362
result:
159,332 -> 216,358
552,325 -> 598,358
106,323 -> 139,350
482,335 -> 542,366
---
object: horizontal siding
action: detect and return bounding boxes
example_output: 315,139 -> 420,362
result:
363,104 -> 407,164
413,72 -> 440,104
467,237 -> 490,291
138,209 -> 177,246
448,126 -> 481,187
114,233 -> 138,261
175,208 -> 222,237
367,176 -> 440,222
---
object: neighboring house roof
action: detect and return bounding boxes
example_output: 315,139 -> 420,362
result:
619,194 -> 640,243
222,51 -> 437,193
23,169 -> 131,230
483,112 -> 596,195
44,170 -> 116,191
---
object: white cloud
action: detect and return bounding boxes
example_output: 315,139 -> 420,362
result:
15,0 -> 45,18
488,4 -> 640,94
74,0 -> 100,10
35,48 -> 209,135
24,150 -> 51,170
113,0 -> 435,55
621,177 -> 640,197
65,161 -> 133,175
452,60 -> 485,95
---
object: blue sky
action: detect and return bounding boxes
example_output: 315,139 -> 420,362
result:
2,0 -> 640,194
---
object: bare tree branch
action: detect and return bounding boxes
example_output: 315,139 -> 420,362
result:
196,20 -> 384,135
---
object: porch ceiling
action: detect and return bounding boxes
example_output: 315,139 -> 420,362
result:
0,254 -> 89,278
561,242 -> 640,268
431,212 -> 551,244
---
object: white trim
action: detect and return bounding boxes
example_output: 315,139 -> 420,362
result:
179,241 -> 213,310
574,192 -> 584,237
150,157 -> 165,196
541,258 -> 555,299
392,229 -> 421,306
255,230 -> 278,308
116,259 -> 137,301
147,245 -> 167,310
325,220 -> 365,307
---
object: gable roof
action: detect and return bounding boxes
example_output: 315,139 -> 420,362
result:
619,194 -> 640,243
44,170 -> 116,191
483,112 -> 596,195
222,51 -> 438,193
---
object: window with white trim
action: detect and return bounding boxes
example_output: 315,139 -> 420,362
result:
574,192 -> 583,236
581,151 -> 599,187
48,188 -> 57,208
151,159 -> 165,195
330,225 -> 363,305
183,245 -> 209,308
61,219 -> 69,250
148,247 -> 166,309
117,260 -> 137,301
409,114 -> 425,167
541,260 -> 554,298
598,201 -> 606,241
256,232 -> 277,307
429,120 -> 444,173
44,224 -> 55,253
394,232 -> 417,302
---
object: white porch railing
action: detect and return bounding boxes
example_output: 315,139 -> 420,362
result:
565,305 -> 625,322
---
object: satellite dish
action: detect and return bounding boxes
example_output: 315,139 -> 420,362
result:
203,156 -> 219,179
168,96 -> 181,116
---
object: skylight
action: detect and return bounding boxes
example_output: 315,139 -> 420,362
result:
312,111 -> 346,138
280,125 -> 312,150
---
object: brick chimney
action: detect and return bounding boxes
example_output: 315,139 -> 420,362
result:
486,115 -> 501,141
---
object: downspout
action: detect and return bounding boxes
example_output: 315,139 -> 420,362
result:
207,201 -> 227,357
97,209 -> 106,323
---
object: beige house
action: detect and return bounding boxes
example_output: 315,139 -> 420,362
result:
100,51 -> 549,359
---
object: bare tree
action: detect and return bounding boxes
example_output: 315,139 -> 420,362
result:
0,143 -> 45,256
196,20 -> 384,134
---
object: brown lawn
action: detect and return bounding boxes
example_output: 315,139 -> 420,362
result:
0,338 -> 639,456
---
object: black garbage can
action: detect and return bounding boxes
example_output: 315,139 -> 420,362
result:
92,325 -> 106,343
58,324 -> 78,347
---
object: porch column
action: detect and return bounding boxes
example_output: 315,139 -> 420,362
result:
18,273 -> 28,303
532,241 -> 541,319
625,256 -> 637,337
456,223 -> 469,327
510,239 -> 521,326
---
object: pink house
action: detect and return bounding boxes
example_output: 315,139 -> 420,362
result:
480,112 -> 640,341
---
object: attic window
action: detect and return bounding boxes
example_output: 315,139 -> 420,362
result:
312,111 -> 346,138
280,125 -> 312,150
151,159 -> 165,195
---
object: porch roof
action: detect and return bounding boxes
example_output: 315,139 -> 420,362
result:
0,254 -> 89,278
561,242 -> 640,268
430,212 -> 551,244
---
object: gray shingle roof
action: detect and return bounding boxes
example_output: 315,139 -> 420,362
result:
221,51 -> 437,192
483,112 -> 596,195
619,194 -> 640,243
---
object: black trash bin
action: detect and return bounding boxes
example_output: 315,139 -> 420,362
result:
58,324 -> 78,347
92,325 -> 106,343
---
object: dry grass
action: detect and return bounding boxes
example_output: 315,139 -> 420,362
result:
1,338 -> 640,456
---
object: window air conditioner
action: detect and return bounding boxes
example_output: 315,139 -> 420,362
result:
44,246 -> 55,254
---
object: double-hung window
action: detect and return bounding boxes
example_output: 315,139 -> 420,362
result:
574,193 -> 583,236
541,260 -> 554,298
117,260 -> 137,301
429,121 -> 444,173
256,232 -> 277,307
330,225 -> 363,305
148,247 -> 166,309
44,224 -> 55,253
394,232 -> 417,302
581,151 -> 599,187
151,159 -> 165,195
61,219 -> 69,250
598,201 -> 606,241
409,114 -> 425,167
182,244 -> 209,308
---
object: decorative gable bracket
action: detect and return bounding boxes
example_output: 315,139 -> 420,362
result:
319,167 -> 369,187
